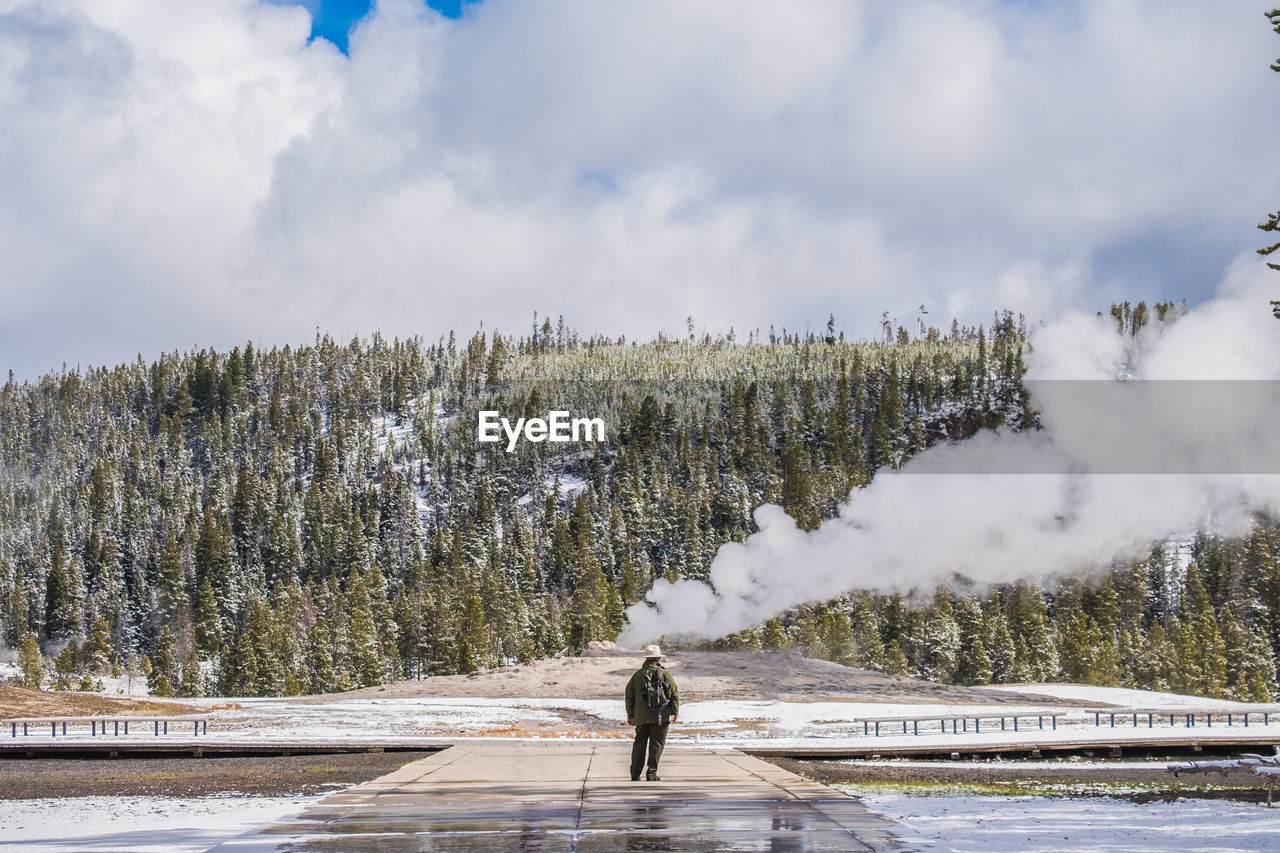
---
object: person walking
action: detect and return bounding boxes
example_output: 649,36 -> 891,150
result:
625,643 -> 679,781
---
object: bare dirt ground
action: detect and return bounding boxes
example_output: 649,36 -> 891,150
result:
0,684 -> 197,719
2,648 -> 1099,718
300,646 -> 1094,707
0,751 -> 436,799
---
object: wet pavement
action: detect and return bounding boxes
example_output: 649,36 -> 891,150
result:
213,742 -> 902,851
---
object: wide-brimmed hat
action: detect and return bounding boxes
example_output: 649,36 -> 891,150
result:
643,644 -> 663,659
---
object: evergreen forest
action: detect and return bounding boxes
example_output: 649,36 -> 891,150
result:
1,308 -> 1276,701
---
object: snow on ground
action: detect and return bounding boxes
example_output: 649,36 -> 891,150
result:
185,696 -> 1280,753
6,679 -> 1278,754
370,412 -> 415,454
213,697 -> 581,739
93,673 -> 152,698
0,794 -> 319,853
989,684 -> 1251,710
9,693 -> 1279,751
202,697 -> 1100,743
679,700 -> 1058,727
516,472 -> 590,507
369,404 -> 444,525
856,792 -> 1280,853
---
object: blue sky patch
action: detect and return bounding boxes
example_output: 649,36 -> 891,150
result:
275,0 -> 478,53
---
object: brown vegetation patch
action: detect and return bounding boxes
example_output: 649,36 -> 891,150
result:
0,685 -> 196,720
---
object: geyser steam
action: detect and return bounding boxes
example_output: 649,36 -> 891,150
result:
618,258 -> 1280,646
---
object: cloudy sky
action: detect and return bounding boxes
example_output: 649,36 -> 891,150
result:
0,0 -> 1276,378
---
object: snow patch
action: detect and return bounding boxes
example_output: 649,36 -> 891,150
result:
986,684 -> 1252,709
857,792 -> 1280,853
516,473 -> 589,507
0,794 -> 318,853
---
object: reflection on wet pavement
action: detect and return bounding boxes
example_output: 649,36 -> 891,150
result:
218,743 -> 900,852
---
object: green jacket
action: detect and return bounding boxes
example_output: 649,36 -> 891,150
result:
625,659 -> 679,726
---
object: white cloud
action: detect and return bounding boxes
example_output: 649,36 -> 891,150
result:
0,0 -> 1276,376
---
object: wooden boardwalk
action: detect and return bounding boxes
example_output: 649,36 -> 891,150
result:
214,742 -> 900,852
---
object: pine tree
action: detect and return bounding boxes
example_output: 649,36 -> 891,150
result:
1010,637 -> 1034,684
1244,527 -> 1280,660
866,413 -> 893,475
618,551 -> 642,606
346,569 -> 384,687
193,577 -> 221,657
761,618 -> 788,651
953,597 -> 992,685
820,604 -> 856,666
152,672 -> 175,698
1007,583 -> 1058,681
1221,609 -> 1277,701
1057,608 -> 1117,686
916,591 -> 960,682
156,534 -> 188,627
6,567 -> 28,646
17,634 -> 43,689
54,644 -> 76,690
217,599 -> 276,696
882,639 -> 911,677
367,564 -> 400,675
178,645 -> 203,697
985,593 -> 1017,684
850,595 -> 884,669
194,505 -> 233,602
568,554 -> 619,652
150,626 -> 177,692
1117,624 -> 1142,687
305,609 -> 337,694
1131,622 -> 1172,692
789,606 -> 830,660
283,668 -> 303,696
1174,566 -> 1227,698
779,440 -> 821,531
82,615 -> 113,674
44,541 -> 80,639
246,598 -> 282,694
455,591 -> 488,673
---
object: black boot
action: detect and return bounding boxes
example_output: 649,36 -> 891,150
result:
646,770 -> 661,781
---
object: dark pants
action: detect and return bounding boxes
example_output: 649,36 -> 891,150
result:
630,722 -> 669,779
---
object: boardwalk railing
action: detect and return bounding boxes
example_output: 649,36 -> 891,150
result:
855,712 -> 1066,737
1088,708 -> 1279,730
848,707 -> 1280,738
6,716 -> 210,738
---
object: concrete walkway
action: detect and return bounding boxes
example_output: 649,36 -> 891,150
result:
217,742 -> 902,851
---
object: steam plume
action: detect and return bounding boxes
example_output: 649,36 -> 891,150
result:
619,257 -> 1280,645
